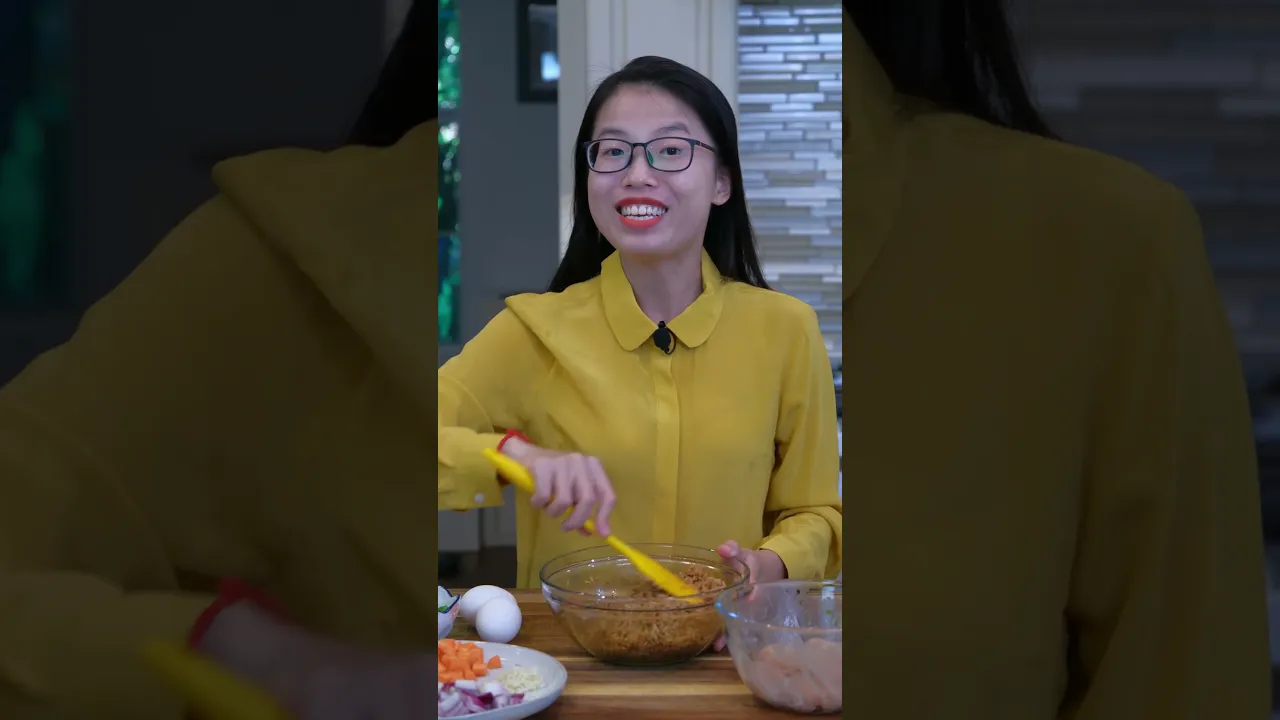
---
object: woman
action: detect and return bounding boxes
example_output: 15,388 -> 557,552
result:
436,55 -> 842,595
842,2 -> 1268,719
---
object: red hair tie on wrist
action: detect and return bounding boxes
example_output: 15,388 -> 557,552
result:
187,577 -> 291,648
497,428 -> 529,454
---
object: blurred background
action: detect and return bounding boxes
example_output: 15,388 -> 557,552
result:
0,0 -> 415,368
1,0 -> 1279,703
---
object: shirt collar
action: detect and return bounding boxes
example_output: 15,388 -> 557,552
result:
601,249 -> 724,352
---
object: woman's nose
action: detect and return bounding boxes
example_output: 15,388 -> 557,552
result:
622,150 -> 658,185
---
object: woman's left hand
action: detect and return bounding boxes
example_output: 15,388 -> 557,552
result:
710,540 -> 787,652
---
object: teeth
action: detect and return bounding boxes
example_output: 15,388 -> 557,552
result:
618,204 -> 667,217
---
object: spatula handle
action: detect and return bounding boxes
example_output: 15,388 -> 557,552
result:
141,641 -> 292,720
482,448 -> 537,496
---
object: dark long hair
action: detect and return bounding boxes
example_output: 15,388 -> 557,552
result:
845,0 -> 1055,139
348,0 -> 433,147
547,56 -> 770,294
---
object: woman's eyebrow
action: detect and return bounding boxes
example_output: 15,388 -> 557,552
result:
595,122 -> 692,139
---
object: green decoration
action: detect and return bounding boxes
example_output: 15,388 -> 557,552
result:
0,0 -> 68,306
438,0 -> 461,343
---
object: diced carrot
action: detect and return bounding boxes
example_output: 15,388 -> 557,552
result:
439,638 -> 505,685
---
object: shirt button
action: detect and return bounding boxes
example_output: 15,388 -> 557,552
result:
475,493 -> 485,504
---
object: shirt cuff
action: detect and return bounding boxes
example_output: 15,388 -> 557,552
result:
439,431 -> 507,510
758,534 -> 826,582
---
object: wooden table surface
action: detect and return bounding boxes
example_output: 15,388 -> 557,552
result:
447,589 -> 800,719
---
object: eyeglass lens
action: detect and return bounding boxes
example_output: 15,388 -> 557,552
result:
587,138 -> 695,172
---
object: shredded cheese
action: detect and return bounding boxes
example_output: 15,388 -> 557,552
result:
499,666 -> 543,694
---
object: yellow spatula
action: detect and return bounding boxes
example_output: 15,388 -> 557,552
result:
141,641 -> 292,720
482,448 -> 700,601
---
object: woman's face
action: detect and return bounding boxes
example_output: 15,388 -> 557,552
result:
586,84 -> 730,260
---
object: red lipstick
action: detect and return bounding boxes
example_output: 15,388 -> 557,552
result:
615,197 -> 668,230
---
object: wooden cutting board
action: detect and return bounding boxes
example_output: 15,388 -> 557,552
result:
446,589 -> 803,719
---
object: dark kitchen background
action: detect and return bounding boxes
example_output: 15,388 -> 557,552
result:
1012,2 -> 1280,700
1,0 -> 1278,706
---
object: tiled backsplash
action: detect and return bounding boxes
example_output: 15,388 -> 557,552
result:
737,1 -> 843,363
1015,0 -> 1280,380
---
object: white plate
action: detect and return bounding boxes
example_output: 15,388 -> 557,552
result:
439,641 -> 567,719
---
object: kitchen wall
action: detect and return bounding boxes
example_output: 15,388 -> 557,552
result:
452,1 -> 560,352
1014,0 -> 1280,384
737,0 -> 843,364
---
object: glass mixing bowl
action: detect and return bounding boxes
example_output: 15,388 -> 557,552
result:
539,543 -> 749,666
715,580 -> 842,715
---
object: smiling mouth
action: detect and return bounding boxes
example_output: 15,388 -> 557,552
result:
616,203 -> 668,220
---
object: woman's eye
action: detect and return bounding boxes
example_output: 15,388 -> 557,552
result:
605,148 -> 623,157
661,147 -> 684,156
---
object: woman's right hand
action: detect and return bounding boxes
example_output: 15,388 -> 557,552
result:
500,437 -> 616,537
195,603 -> 435,719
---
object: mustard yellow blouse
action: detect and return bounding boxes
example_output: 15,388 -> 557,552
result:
438,250 -> 843,588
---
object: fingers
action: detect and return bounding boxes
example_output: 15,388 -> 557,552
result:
526,451 -> 616,537
524,450 -> 614,535
717,540 -> 741,558
528,457 -> 554,510
739,554 -> 762,601
718,540 -> 759,597
545,462 -> 574,519
561,455 -> 596,532
588,456 -> 616,537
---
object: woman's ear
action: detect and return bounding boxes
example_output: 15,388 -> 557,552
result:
712,165 -> 731,206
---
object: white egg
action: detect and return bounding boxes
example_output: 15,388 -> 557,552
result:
458,585 -> 516,622
474,597 -> 522,644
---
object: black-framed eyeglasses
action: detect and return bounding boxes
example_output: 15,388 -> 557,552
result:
584,137 -> 717,174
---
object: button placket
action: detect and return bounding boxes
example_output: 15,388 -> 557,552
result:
649,344 -> 680,542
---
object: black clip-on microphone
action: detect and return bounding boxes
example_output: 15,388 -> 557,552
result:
653,321 -> 675,355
